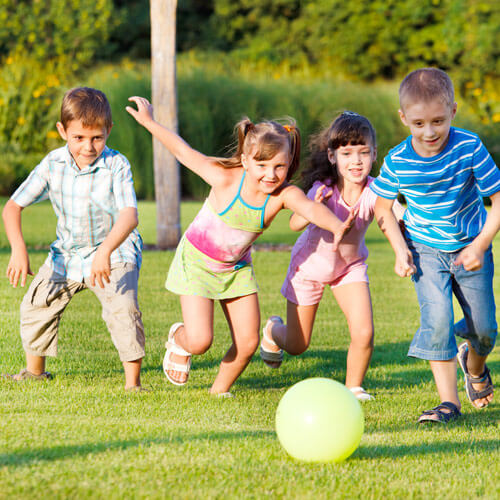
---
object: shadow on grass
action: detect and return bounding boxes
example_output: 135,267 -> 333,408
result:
356,436 -> 500,460
0,430 -> 274,468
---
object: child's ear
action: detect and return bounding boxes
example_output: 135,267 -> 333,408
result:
398,109 -> 408,126
241,154 -> 248,169
451,102 -> 457,120
327,148 -> 335,165
372,147 -> 377,162
56,121 -> 67,141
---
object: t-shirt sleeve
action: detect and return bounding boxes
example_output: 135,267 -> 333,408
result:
370,159 -> 399,200
471,138 -> 500,197
11,158 -> 50,207
112,155 -> 138,210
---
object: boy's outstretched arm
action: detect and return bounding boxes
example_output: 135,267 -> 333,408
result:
374,196 -> 416,277
283,185 -> 356,251
455,190 -> 500,271
90,207 -> 138,288
126,97 -> 219,186
2,199 -> 33,287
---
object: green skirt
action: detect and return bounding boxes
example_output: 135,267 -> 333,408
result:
165,235 -> 259,299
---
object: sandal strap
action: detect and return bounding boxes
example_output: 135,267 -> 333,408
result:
165,360 -> 191,373
262,316 -> 284,346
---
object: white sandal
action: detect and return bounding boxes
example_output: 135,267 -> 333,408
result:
163,322 -> 192,386
259,316 -> 284,368
349,386 -> 374,401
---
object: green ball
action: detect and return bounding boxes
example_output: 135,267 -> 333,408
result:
276,377 -> 364,462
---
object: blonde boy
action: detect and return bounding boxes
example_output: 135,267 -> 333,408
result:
371,68 -> 500,423
2,87 -> 145,390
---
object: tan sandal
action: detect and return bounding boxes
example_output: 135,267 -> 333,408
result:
2,368 -> 53,381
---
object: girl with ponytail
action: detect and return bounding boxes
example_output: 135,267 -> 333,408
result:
127,97 -> 354,395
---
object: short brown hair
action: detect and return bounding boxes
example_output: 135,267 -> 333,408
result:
60,87 -> 112,130
399,68 -> 455,110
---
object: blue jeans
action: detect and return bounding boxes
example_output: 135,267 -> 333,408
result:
407,239 -> 497,360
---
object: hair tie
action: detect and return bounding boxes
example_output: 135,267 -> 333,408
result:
284,124 -> 294,133
342,111 -> 360,117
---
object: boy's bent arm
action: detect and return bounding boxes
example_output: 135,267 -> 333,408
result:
375,196 -> 415,277
90,207 -> 138,288
2,199 -> 32,287
455,190 -> 500,271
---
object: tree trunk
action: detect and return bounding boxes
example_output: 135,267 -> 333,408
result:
150,0 -> 180,248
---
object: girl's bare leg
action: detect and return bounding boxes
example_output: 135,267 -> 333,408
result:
166,295 -> 215,385
210,293 -> 261,394
261,300 -> 319,358
331,282 -> 374,389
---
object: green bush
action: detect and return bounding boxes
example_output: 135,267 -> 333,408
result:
0,0 -> 116,68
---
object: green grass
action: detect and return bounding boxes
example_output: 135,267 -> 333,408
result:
0,199 -> 499,499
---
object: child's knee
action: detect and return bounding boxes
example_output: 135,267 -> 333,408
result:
351,327 -> 374,348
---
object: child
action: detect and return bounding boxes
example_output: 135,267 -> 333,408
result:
126,96 -> 356,395
2,87 -> 145,391
260,112 -> 404,401
371,68 -> 500,423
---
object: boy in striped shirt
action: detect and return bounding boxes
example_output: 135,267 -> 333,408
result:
2,87 -> 145,391
371,68 -> 500,423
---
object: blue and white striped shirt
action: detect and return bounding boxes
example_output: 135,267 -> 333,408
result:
12,145 -> 142,281
371,127 -> 500,251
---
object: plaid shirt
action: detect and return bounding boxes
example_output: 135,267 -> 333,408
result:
12,145 -> 142,282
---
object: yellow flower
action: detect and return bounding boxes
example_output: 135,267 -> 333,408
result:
492,113 -> 500,123
472,88 -> 482,96
17,117 -> 26,125
46,75 -> 60,87
465,81 -> 475,89
47,130 -> 59,139
113,72 -> 119,79
44,98 -> 52,106
6,56 -> 13,65
33,89 -> 42,98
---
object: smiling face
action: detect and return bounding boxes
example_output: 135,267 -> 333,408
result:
242,148 -> 291,194
399,99 -> 457,158
56,119 -> 111,169
328,142 -> 375,187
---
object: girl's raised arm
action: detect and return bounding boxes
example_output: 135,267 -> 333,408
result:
126,96 -> 219,185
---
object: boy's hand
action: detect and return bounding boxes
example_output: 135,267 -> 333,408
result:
126,96 -> 154,127
454,244 -> 484,271
6,250 -> 33,288
394,249 -> 416,277
90,248 -> 111,288
332,208 -> 358,252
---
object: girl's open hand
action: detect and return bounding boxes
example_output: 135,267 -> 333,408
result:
314,184 -> 333,204
126,96 -> 154,127
332,208 -> 358,251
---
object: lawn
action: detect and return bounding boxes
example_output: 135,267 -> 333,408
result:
0,199 -> 499,499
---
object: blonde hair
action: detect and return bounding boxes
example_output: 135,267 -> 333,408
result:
218,117 -> 301,181
60,87 -> 112,130
399,68 -> 455,110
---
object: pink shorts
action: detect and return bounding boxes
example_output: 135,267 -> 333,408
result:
281,263 -> 369,306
